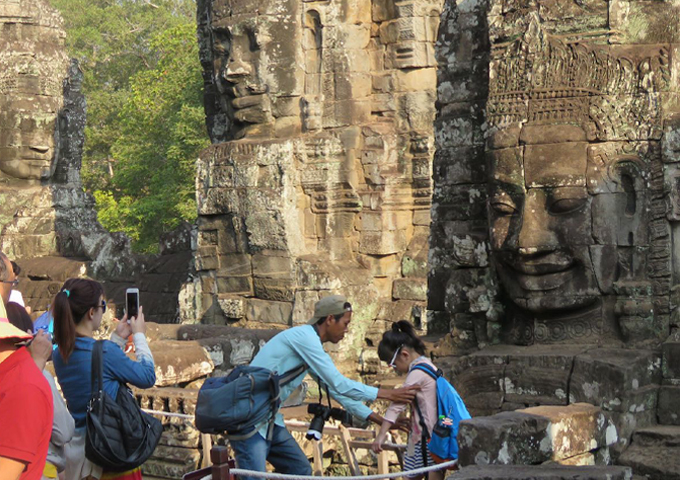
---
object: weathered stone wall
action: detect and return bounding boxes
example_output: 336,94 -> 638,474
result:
430,0 -> 680,350
0,0 -> 193,322
431,0 -> 680,476
191,0 -> 445,360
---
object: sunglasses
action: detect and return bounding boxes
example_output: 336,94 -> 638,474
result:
388,345 -> 404,370
1,278 -> 19,287
94,299 -> 107,314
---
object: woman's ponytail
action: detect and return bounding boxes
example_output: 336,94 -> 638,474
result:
52,289 -> 76,361
51,278 -> 104,361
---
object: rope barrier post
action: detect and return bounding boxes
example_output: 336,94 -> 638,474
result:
338,425 -> 360,476
211,446 -> 232,480
312,440 -> 324,477
377,451 -> 388,478
201,434 -> 213,468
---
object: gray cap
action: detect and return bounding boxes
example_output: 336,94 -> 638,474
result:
307,295 -> 352,324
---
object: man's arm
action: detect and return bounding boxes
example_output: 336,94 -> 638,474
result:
0,456 -> 26,480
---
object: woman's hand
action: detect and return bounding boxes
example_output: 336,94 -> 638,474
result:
129,306 -> 146,335
371,438 -> 384,454
114,313 -> 132,338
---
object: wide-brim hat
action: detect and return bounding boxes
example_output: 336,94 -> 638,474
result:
307,295 -> 352,325
0,297 -> 33,341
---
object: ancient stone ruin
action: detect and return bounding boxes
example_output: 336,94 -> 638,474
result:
0,0 -> 193,321
191,0 -> 444,357
431,0 -> 680,477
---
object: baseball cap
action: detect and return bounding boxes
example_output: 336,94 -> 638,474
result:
307,295 -> 352,325
0,297 -> 33,342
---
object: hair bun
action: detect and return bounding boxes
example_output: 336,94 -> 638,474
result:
391,322 -> 401,333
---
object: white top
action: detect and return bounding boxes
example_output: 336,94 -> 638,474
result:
9,289 -> 25,307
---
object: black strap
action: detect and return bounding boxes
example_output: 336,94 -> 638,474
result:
411,363 -> 441,468
90,340 -> 105,419
278,364 -> 307,386
412,397 -> 430,467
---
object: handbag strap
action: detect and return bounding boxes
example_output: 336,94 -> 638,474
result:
90,340 -> 105,417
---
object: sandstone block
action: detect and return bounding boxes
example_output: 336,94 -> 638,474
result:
618,426 -> 680,480
252,253 -> 294,278
449,465 -> 632,480
216,295 -> 245,319
458,404 -> 616,467
503,346 -> 588,406
215,275 -> 253,295
254,277 -> 295,302
147,341 -> 213,387
392,278 -> 427,301
570,349 -> 662,412
359,230 -> 407,255
658,385 -> 680,424
216,253 -> 251,276
292,290 -> 320,325
246,298 -> 292,325
662,334 -> 680,379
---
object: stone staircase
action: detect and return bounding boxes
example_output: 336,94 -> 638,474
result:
618,426 -> 680,479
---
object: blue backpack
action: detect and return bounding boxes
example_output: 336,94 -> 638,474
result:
412,363 -> 471,463
195,364 -> 305,439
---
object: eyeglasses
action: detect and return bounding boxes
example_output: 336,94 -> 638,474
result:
1,278 -> 19,287
388,345 -> 404,370
94,300 -> 107,314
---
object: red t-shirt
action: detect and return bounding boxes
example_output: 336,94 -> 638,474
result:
0,347 -> 53,480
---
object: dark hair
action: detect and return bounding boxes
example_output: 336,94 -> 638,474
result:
314,302 -> 352,326
6,302 -> 33,334
377,320 -> 426,363
0,253 -> 9,281
52,278 -> 104,361
10,261 -> 20,276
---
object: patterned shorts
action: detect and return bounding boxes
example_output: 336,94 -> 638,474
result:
403,440 -> 433,477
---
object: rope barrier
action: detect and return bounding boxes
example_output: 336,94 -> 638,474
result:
141,408 -> 457,479
143,409 -> 194,419
226,460 -> 458,480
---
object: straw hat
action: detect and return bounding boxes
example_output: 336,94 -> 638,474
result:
0,297 -> 33,341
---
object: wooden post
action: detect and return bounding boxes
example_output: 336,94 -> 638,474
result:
312,440 -> 324,476
338,425 -> 360,476
377,451 -> 389,479
201,433 -> 213,468
211,446 -> 232,480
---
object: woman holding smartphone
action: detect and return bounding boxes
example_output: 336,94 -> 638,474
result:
51,279 -> 155,480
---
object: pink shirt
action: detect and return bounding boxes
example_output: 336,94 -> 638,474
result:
383,356 -> 438,448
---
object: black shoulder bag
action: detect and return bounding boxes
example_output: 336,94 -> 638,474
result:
85,340 -> 163,472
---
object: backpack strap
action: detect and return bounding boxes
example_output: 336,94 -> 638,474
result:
90,340 -> 105,419
410,363 -> 443,380
278,363 -> 307,387
412,397 -> 430,467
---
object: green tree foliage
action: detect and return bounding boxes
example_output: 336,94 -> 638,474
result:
51,0 -> 208,252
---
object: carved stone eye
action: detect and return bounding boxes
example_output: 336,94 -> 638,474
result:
548,197 -> 587,215
491,200 -> 517,215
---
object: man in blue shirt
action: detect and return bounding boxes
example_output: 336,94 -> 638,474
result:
230,295 -> 419,479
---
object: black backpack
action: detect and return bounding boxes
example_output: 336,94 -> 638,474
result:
85,340 -> 163,472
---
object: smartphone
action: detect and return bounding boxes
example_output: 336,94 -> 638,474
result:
126,287 -> 140,320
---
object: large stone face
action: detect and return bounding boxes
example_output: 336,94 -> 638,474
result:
432,2 -> 680,473
192,0 -> 444,359
0,0 -> 193,322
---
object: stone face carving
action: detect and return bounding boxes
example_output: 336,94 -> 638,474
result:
432,0 -> 680,469
0,0 -> 69,181
193,0 -> 443,346
0,0 -> 193,323
485,19 -> 670,346
432,8 -> 676,348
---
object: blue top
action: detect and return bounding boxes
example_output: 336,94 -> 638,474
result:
250,324 -> 378,436
53,336 -> 155,428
